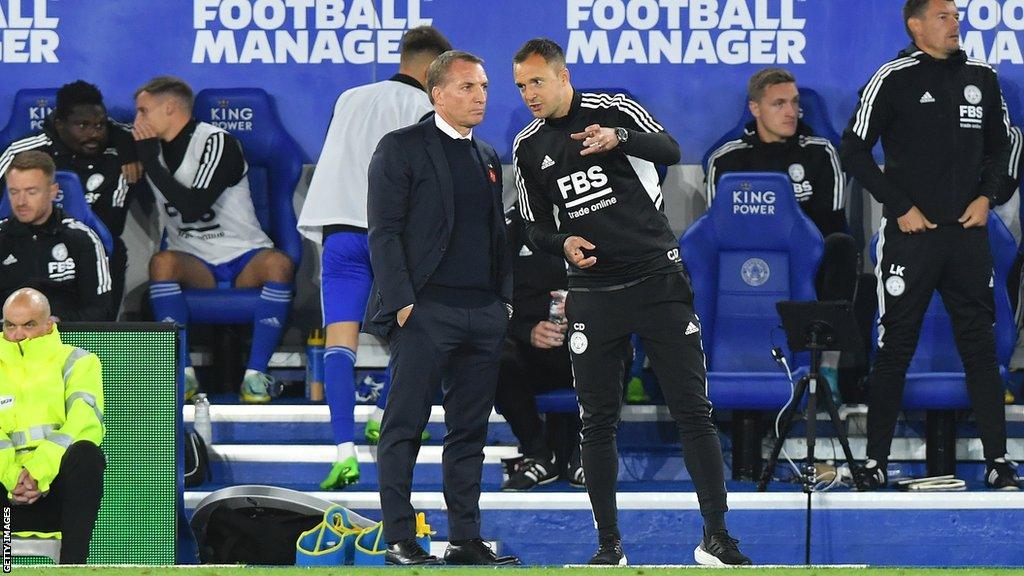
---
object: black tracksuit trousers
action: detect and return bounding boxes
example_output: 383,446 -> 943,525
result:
566,271 -> 727,539
868,220 -> 1007,465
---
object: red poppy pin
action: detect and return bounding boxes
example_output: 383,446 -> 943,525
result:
488,165 -> 497,183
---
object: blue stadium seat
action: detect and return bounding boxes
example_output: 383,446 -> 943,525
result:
701,87 -> 840,175
0,88 -> 57,148
869,212 -> 1017,409
184,88 -> 303,323
2,170 -> 114,256
680,172 -> 823,410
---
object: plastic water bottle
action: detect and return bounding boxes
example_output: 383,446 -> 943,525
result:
306,328 -> 325,402
548,290 -> 568,324
194,393 -> 212,446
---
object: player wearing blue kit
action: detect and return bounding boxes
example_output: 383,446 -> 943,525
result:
134,76 -> 295,404
297,27 -> 451,489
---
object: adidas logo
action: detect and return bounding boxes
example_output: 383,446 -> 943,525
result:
2,254 -> 16,266
259,317 -> 282,328
920,91 -> 935,104
541,155 -> 555,170
685,322 -> 700,335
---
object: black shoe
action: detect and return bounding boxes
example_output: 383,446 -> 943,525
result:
986,458 -> 1022,490
385,539 -> 444,565
854,459 -> 887,491
444,539 -> 520,565
588,533 -> 626,565
501,457 -> 558,491
694,530 -> 752,566
568,466 -> 586,489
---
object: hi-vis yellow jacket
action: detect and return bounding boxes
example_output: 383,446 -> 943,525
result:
0,326 -> 104,496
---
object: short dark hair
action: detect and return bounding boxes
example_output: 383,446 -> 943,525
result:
426,50 -> 484,104
904,0 -> 953,40
513,38 -> 566,69
7,150 -> 55,182
135,76 -> 194,111
399,26 -> 452,64
54,80 -> 105,121
748,68 -> 797,102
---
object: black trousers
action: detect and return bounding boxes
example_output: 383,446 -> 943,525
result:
566,272 -> 728,538
378,297 -> 507,543
494,337 -> 577,464
868,221 -> 1006,464
2,441 -> 105,564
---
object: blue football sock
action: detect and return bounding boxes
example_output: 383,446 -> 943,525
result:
150,281 -> 191,367
248,281 -> 292,373
325,346 -> 357,444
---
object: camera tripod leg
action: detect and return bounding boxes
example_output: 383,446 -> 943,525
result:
817,374 -> 858,469
757,374 -> 810,491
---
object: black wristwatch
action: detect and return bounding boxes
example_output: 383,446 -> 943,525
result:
615,127 -> 629,145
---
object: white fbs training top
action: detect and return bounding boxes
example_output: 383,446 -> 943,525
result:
298,75 -> 432,244
147,121 -> 272,265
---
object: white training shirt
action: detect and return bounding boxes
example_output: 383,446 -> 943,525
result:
147,122 -> 272,265
297,76 -> 433,243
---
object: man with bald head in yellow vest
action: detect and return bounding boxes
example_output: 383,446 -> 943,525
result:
0,287 -> 105,564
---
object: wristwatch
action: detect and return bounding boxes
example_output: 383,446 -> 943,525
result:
615,127 -> 629,145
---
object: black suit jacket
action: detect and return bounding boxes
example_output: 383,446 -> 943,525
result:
362,115 -> 513,338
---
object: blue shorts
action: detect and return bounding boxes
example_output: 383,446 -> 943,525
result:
322,231 -> 373,324
202,249 -> 261,288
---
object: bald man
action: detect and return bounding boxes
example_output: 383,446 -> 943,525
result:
0,288 -> 106,564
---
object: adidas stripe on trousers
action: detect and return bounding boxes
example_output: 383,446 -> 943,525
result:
565,271 -> 728,537
868,219 -> 1007,464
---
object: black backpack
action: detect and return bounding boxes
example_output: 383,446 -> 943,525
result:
196,505 -> 323,564
184,431 -> 211,487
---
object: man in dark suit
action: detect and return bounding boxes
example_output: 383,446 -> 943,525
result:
363,50 -> 517,566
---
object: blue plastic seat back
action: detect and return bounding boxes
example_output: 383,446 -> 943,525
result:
0,88 -> 57,148
701,88 -> 840,174
1,170 -> 113,256
869,212 -> 1017,372
681,172 -> 823,372
192,88 -> 302,265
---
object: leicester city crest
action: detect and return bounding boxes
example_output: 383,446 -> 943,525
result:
741,258 -> 770,287
964,85 -> 982,105
52,243 -> 68,261
788,163 -> 805,182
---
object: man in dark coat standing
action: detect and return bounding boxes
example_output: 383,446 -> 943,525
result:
363,50 -> 517,566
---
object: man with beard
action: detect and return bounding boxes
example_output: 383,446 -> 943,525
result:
0,80 -> 141,319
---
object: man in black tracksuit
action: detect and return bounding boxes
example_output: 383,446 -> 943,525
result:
840,0 -> 1020,490
706,68 -> 852,302
512,38 -> 750,567
707,67 -> 871,401
0,80 -> 142,319
0,151 -> 111,321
